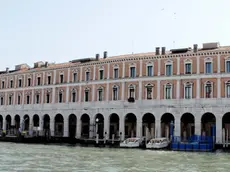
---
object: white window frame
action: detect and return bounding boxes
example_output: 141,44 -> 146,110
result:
84,87 -> 90,102
128,84 -> 136,98
184,82 -> 193,99
99,69 -> 104,80
35,94 -> 40,104
8,94 -> 12,105
17,93 -> 21,105
85,68 -> 90,81
145,83 -> 154,99
72,72 -> 78,82
129,63 -> 136,78
59,72 -> 64,83
97,86 -> 104,101
112,85 -> 119,100
146,62 -> 154,77
225,57 -> 230,73
184,59 -> 192,74
27,77 -> 31,87
113,64 -> 119,79
164,83 -> 173,99
165,60 -> 173,76
204,57 -> 213,74
225,81 -> 230,98
58,89 -> 64,103
10,79 -> 13,88
71,88 -> 77,102
204,81 -> 213,98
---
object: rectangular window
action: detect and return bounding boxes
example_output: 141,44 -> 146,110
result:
60,75 -> 64,83
36,94 -> 40,104
46,94 -> 50,103
113,88 -> 118,100
185,63 -> 191,74
98,89 -> 103,101
85,91 -> 89,102
72,92 -> 76,102
130,67 -> 136,78
26,95 -> 30,104
18,79 -> 22,87
129,88 -> 135,98
99,70 -> 104,80
226,61 -> 230,73
37,77 -> 41,85
147,66 -> 153,76
185,85 -> 191,99
86,72 -> 90,81
165,85 -> 171,99
48,76 -> 51,85
59,93 -> 62,103
1,81 -> 4,89
227,84 -> 230,98
166,64 -> 172,76
18,95 -> 21,104
114,68 -> 119,79
73,73 -> 77,82
28,78 -> 31,87
205,84 -> 212,98
0,97 -> 3,105
147,87 -> 152,99
9,96 -> 12,105
205,62 -> 212,74
10,80 -> 13,88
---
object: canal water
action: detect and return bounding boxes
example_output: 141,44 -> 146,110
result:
0,143 -> 229,172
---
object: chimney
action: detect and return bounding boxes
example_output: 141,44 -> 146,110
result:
6,67 -> 9,73
161,47 -> 166,55
193,44 -> 198,53
45,62 -> 48,67
96,54 -> 100,61
103,51 -> 107,59
155,47 -> 160,55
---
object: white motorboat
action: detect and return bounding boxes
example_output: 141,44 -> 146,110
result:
120,138 -> 143,148
146,137 -> 169,149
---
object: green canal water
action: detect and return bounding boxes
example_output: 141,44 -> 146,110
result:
0,142 -> 229,172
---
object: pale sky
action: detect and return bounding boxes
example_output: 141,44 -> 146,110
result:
0,0 -> 230,70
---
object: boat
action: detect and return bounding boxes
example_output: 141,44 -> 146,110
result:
146,137 -> 169,149
120,137 -> 143,148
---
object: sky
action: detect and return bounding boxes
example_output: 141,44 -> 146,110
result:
0,0 -> 230,70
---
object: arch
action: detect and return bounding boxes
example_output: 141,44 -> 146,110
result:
81,114 -> 90,138
0,115 -> 3,129
201,112 -> 216,137
124,113 -> 137,138
54,114 -> 64,137
23,114 -> 30,131
14,115 -> 20,130
222,112 -> 230,142
180,113 -> 195,140
69,114 -> 77,138
142,113 -> 155,139
161,113 -> 175,139
109,113 -> 119,139
33,114 -> 40,127
5,115 -> 11,131
43,114 -> 50,137
95,113 -> 104,139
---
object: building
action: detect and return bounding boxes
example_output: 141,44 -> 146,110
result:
0,42 -> 230,144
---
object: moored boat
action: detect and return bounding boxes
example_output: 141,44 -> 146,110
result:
146,137 -> 169,149
120,138 -> 143,148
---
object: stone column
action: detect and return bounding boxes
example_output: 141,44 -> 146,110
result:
196,56 -> 200,74
63,119 -> 68,137
158,59 -> 161,76
2,118 -> 6,131
104,116 -> 109,140
177,57 -> 180,75
196,79 -> 200,99
155,118 -> 161,138
136,118 -> 142,138
216,116 -> 222,144
39,117 -> 43,136
50,118 -> 54,136
89,118 -> 94,138
174,117 -> 180,137
176,80 -> 180,99
76,118 -> 81,138
119,116 -> 125,140
139,60 -> 143,77
217,78 -> 221,99
138,81 -> 142,100
195,115 -> 201,135
217,54 -> 220,73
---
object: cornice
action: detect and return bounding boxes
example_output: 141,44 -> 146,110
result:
1,50 -> 230,77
